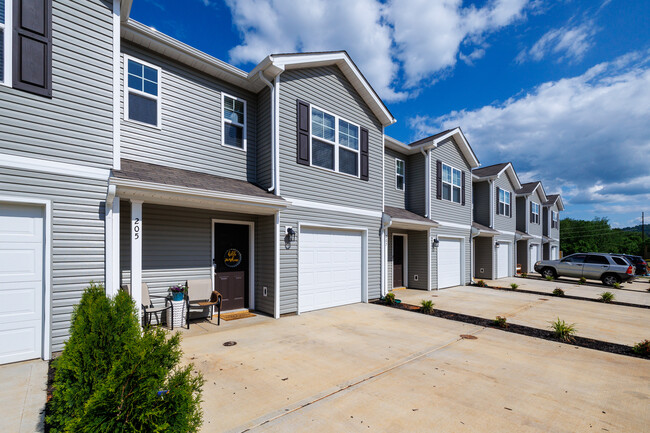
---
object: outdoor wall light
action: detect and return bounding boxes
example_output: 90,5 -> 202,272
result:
432,238 -> 440,248
495,242 -> 500,248
285,226 -> 296,242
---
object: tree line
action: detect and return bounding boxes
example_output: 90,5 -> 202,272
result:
560,218 -> 649,257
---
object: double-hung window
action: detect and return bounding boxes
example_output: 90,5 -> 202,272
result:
498,189 -> 511,216
311,107 -> 360,176
531,202 -> 540,224
0,0 -> 11,85
551,211 -> 559,229
222,94 -> 246,150
442,163 -> 462,203
125,57 -> 160,127
395,159 -> 405,190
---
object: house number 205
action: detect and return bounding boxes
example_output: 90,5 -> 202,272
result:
133,218 -> 140,239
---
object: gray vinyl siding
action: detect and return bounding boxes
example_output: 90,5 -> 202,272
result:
548,203 -> 560,240
279,206 -> 381,314
256,87 -> 272,190
384,149 -> 406,209
0,0 -> 114,169
516,197 -> 527,232
278,66 -> 383,211
430,225 -> 472,289
474,237 -> 493,280
406,152 -> 426,216
120,45 -> 258,183
493,172 -> 516,233
472,181 -> 490,227
528,189 -> 545,238
119,202 -> 275,316
0,167 -> 108,352
387,228 -> 429,290
430,137 -> 472,226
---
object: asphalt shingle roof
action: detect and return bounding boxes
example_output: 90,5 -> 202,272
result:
472,162 -> 510,178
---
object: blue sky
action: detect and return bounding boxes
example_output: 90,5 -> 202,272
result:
132,0 -> 650,228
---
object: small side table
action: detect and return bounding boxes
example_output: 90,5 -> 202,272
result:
166,299 -> 186,329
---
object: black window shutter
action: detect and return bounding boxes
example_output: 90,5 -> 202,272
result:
495,187 -> 500,215
13,0 -> 52,97
436,160 -> 442,200
530,202 -> 534,223
509,191 -> 512,218
461,171 -> 466,205
296,100 -> 310,165
360,127 -> 369,181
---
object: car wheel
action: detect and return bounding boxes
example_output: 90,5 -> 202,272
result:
601,274 -> 620,286
542,268 -> 556,279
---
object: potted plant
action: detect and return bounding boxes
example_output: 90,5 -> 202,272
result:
169,283 -> 186,301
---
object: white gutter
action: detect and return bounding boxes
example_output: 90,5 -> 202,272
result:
273,73 -> 282,195
258,71 -> 276,193
421,148 -> 430,218
380,214 -> 392,297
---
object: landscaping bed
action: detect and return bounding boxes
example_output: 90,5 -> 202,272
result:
373,300 -> 649,360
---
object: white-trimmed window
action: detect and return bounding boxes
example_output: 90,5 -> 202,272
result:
551,210 -> 559,229
531,202 -> 540,224
498,189 -> 511,216
0,0 -> 12,85
311,106 -> 360,177
395,158 -> 405,190
222,93 -> 246,150
125,56 -> 161,128
442,163 -> 462,203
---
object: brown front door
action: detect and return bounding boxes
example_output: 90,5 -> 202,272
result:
393,235 -> 404,288
214,223 -> 248,311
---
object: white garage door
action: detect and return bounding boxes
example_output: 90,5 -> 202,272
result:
438,238 -> 462,288
551,246 -> 559,260
530,244 -> 539,273
496,242 -> 510,279
299,227 -> 363,313
0,204 -> 44,364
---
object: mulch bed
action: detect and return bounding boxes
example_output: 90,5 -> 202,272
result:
373,300 -> 649,360
484,285 -> 650,309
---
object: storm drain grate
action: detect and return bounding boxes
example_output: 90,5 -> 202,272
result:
460,334 -> 478,340
223,341 -> 237,347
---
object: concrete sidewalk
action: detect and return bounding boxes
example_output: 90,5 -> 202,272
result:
0,359 -> 47,433
394,285 -> 650,346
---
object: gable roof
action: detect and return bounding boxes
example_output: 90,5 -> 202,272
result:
516,181 -> 548,202
472,162 -> 522,190
121,20 -> 395,126
384,128 -> 480,168
545,194 -> 565,211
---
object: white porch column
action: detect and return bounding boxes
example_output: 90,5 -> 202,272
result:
104,196 -> 121,297
131,200 -> 143,324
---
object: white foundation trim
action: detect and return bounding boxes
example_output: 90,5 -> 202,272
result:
286,198 -> 382,218
436,220 -> 472,230
0,153 -> 110,180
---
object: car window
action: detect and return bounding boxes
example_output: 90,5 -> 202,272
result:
584,255 -> 609,265
612,257 -> 628,266
562,254 -> 586,263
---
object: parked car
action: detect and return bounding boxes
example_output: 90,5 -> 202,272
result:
534,253 -> 636,286
612,254 -> 648,276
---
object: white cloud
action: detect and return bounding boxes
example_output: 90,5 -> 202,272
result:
409,51 -> 650,206
517,20 -> 597,63
222,0 -> 531,101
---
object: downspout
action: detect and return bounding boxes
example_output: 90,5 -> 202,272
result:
273,73 -> 282,195
380,214 -> 392,297
420,147 -> 430,218
258,71 -> 275,193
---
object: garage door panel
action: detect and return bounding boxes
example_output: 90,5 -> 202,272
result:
438,238 -> 462,289
0,321 -> 40,364
300,228 -> 362,313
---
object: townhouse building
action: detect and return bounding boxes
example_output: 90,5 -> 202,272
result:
542,194 -> 564,260
515,181 -> 548,273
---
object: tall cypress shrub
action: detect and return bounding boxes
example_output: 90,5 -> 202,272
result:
47,283 -> 204,432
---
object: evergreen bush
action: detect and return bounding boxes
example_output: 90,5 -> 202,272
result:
47,282 -> 204,432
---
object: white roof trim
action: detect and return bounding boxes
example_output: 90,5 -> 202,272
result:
434,128 -> 480,168
384,135 -> 424,155
120,0 -> 134,23
544,195 -> 565,211
517,182 -> 548,203
473,163 -> 522,190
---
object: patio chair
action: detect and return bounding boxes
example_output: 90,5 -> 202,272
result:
121,283 -> 175,329
186,278 -> 222,327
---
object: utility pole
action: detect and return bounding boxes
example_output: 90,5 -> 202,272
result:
643,211 -> 646,258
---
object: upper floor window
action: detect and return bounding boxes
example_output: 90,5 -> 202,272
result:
530,202 -> 540,224
551,210 -> 559,229
222,94 -> 246,150
442,163 -> 462,203
125,57 -> 160,127
0,0 -> 12,86
498,189 -> 511,216
395,158 -> 405,190
311,107 -> 360,177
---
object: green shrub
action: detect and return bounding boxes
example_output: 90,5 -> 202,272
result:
493,316 -> 508,328
47,283 -> 204,433
599,291 -> 615,303
552,288 -> 565,297
510,283 -> 519,290
545,275 -> 554,281
613,282 -> 621,289
420,299 -> 434,314
550,318 -> 577,342
384,292 -> 396,305
632,340 -> 650,357
476,280 -> 487,287
579,277 -> 586,285
520,272 -> 527,278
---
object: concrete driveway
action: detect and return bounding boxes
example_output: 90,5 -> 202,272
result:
395,285 -> 649,346
179,303 -> 649,432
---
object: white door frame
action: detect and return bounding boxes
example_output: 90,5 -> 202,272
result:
436,235 -> 466,289
391,233 -> 408,288
297,223 -> 369,315
0,195 -> 52,361
211,219 -> 255,311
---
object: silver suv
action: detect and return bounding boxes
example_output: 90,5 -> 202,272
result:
534,253 -> 636,286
